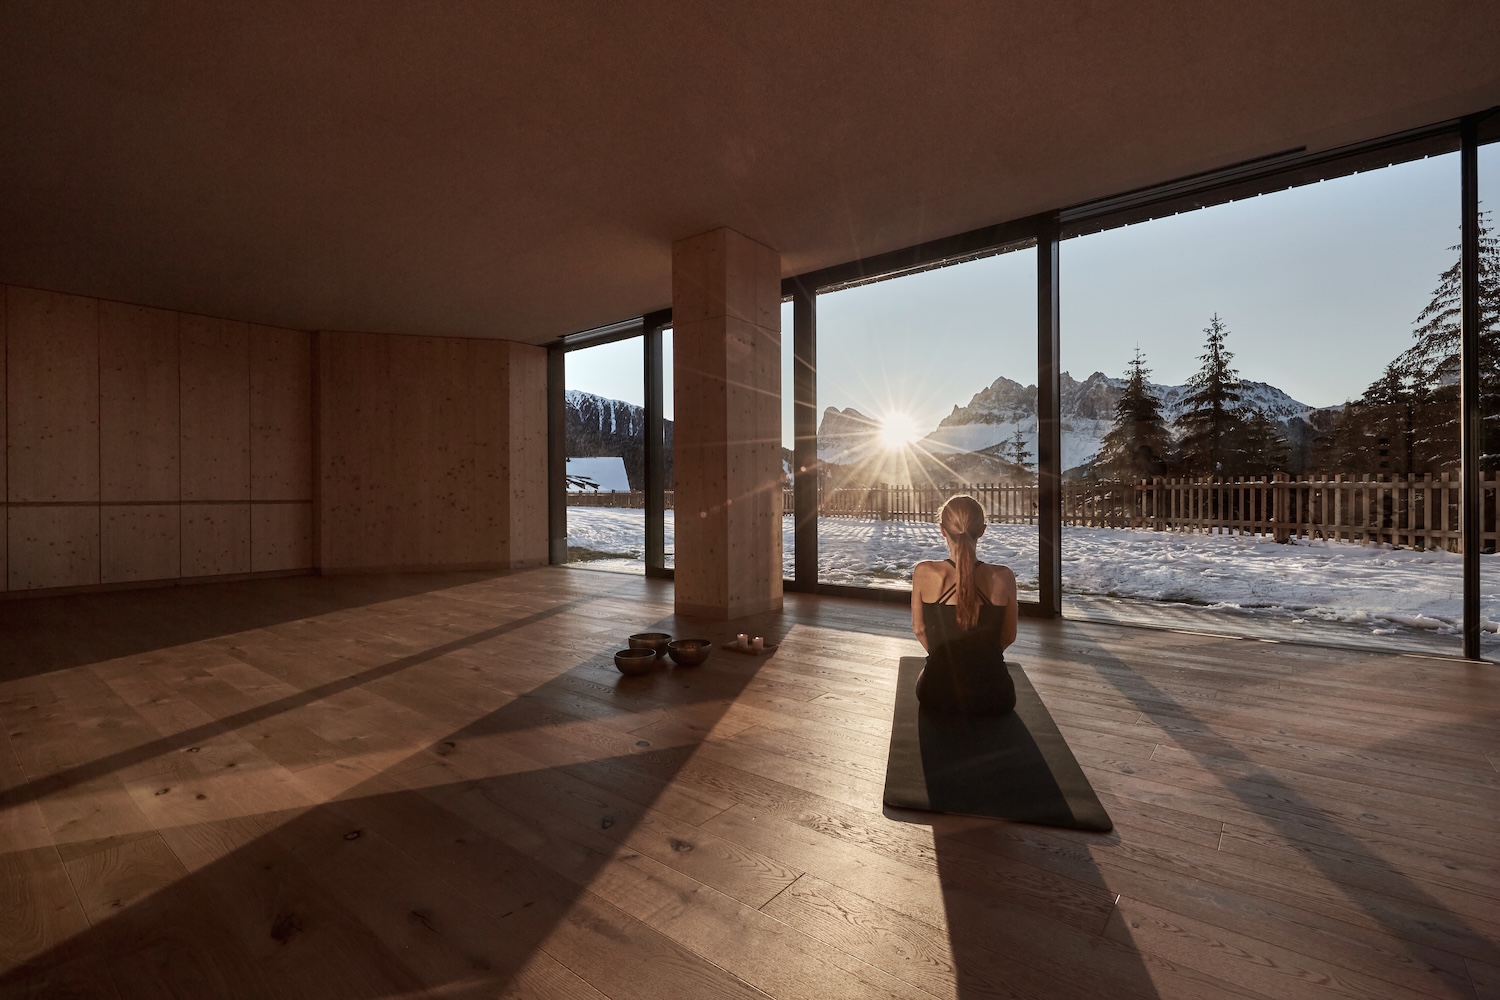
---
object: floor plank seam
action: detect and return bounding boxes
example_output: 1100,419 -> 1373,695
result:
755,872 -> 803,913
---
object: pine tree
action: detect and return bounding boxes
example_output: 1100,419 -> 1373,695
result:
1174,314 -> 1246,475
1006,427 -> 1034,474
1342,209 -> 1500,472
1096,349 -> 1171,480
1230,406 -> 1289,476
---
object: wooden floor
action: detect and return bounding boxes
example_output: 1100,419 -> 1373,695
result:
1,567 -> 1497,1000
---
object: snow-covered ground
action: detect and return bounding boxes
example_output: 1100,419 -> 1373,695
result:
566,507 -> 1499,645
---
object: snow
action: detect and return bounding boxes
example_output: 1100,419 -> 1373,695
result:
566,506 -> 1500,644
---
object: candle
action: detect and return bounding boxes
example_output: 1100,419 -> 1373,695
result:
736,633 -> 748,648
752,636 -> 764,651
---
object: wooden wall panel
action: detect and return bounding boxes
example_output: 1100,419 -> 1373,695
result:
2,283 -> 317,594
470,341 -> 509,563
6,287 -> 99,502
181,316 -> 250,501
1,288 -> 6,590
507,343 -> 549,567
1,287 -> 7,513
251,503 -> 312,572
423,336 -> 479,566
181,504 -> 250,577
8,506 -> 99,590
318,330 -> 392,569
250,325 -> 313,501
319,331 -> 540,571
101,506 -> 180,583
99,301 -> 179,501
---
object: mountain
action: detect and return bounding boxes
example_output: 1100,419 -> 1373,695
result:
565,389 -> 666,490
566,390 -> 793,489
815,407 -> 881,467
816,404 -> 1028,484
819,372 -> 1339,477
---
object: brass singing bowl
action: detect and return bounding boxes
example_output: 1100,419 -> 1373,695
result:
614,648 -> 658,675
628,632 -> 672,656
666,639 -> 713,667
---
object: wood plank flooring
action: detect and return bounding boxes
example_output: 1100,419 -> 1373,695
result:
0,567 -> 1496,999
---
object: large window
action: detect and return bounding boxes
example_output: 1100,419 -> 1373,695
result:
563,337 -> 647,573
1061,153 -> 1463,652
1478,135 -> 1500,658
814,246 -> 1038,596
550,116 -> 1500,660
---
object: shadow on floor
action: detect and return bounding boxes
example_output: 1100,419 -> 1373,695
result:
1043,621 -> 1497,997
1,593 -> 783,998
0,570 -> 528,682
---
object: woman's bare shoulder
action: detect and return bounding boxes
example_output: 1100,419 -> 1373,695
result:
978,561 -> 1017,599
911,559 -> 949,598
984,561 -> 1016,582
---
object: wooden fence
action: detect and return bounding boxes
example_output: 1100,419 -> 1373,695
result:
568,490 -> 797,514
567,473 -> 1500,551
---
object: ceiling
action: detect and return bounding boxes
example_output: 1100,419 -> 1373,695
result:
3,2 -> 1499,346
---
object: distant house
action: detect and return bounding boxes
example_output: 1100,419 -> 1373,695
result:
566,456 -> 631,492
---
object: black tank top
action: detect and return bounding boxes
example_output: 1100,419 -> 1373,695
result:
921,560 -> 1006,665
917,560 -> 1015,715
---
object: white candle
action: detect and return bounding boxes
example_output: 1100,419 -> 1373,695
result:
752,636 -> 764,651
736,633 -> 748,647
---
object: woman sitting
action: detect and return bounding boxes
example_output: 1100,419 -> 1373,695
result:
910,494 -> 1018,715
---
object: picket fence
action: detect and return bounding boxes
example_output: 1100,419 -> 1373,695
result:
568,473 -> 1499,551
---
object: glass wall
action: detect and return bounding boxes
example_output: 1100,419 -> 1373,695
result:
1478,136 -> 1500,658
814,247 -> 1038,595
661,327 -> 674,571
563,337 -> 647,573
781,298 -> 795,580
1061,153 -> 1463,652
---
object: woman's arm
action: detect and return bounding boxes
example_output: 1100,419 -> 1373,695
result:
997,565 -> 1018,650
910,561 -> 935,651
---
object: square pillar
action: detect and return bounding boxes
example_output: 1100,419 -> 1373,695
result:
672,228 -> 783,619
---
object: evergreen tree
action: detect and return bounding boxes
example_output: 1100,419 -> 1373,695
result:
1332,361 -> 1430,474
1006,427 -> 1034,474
1229,406 -> 1289,476
1395,210 -> 1500,388
1335,210 -> 1499,472
1174,314 -> 1246,475
1096,349 -> 1171,480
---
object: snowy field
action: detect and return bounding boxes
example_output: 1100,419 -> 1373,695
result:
567,507 -> 1500,646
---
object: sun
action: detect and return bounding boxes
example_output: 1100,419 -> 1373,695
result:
877,412 -> 922,450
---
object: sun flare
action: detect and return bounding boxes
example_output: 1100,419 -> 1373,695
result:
877,412 -> 923,450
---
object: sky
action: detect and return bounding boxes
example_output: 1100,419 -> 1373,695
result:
567,146 -> 1500,447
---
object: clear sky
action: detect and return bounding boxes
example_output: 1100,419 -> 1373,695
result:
567,146 -> 1500,447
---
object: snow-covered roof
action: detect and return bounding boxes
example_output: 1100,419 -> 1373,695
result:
566,456 -> 631,492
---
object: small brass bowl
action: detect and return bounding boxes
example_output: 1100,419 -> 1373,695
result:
628,632 -> 672,656
614,648 -> 658,675
666,639 -> 713,667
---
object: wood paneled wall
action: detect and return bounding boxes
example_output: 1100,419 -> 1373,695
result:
318,330 -> 548,572
2,285 -> 314,593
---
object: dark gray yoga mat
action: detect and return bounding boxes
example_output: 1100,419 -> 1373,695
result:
883,657 -> 1112,831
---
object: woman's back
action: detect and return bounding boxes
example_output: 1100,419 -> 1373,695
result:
909,495 -> 1019,715
921,564 -> 1006,656
915,560 -> 1016,714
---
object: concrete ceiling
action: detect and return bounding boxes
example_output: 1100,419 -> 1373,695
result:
3,2 -> 1499,346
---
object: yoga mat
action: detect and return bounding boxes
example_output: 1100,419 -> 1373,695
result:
883,657 -> 1113,831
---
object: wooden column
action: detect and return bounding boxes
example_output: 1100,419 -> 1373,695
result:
672,228 -> 782,619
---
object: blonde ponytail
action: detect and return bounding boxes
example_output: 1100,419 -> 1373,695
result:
939,495 -> 987,630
